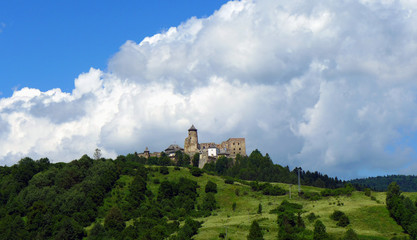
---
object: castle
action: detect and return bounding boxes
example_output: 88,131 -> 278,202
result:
184,125 -> 246,168
138,125 -> 246,168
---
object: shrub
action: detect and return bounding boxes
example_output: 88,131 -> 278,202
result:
174,166 -> 180,171
205,180 -> 217,193
307,212 -> 319,222
225,178 -> 234,184
313,220 -> 328,240
364,188 -> 372,197
153,178 -> 160,184
342,228 -> 359,240
190,167 -> 203,177
330,210 -> 345,221
159,166 -> 169,175
337,215 -> 350,227
232,202 -> 237,211
330,210 -> 350,227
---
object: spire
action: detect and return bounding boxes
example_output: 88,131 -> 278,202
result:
188,124 -> 197,131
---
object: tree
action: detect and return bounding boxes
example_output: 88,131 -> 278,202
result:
313,220 -> 328,240
192,153 -> 200,167
258,203 -> 262,214
247,220 -> 263,240
341,228 -> 359,240
93,149 -> 102,160
104,207 -> 125,233
205,180 -> 217,193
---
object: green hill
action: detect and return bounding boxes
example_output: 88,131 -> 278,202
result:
140,166 -> 407,240
0,155 -> 412,239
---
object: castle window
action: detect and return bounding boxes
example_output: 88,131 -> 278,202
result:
238,143 -> 240,145
233,143 -> 235,145
239,148 -> 241,150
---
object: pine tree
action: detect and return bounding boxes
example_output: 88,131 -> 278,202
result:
247,220 -> 264,240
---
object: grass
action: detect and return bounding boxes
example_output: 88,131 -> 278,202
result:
94,166 -> 409,240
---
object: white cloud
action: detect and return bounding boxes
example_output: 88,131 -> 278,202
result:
1,0 -> 417,179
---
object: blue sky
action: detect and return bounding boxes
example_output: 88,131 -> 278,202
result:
1,0 -> 417,179
0,1 -> 227,96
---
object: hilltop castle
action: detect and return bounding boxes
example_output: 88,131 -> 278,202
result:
184,125 -> 246,168
138,125 -> 246,168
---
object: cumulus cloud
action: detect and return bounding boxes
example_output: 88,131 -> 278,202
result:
1,0 -> 417,179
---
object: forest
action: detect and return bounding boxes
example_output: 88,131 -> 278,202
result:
0,150 -> 414,239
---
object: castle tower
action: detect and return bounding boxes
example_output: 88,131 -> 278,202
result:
184,125 -> 199,155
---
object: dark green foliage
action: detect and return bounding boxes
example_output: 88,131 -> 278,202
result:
205,180 -> 217,193
261,183 -> 286,196
160,166 -> 169,175
330,210 -> 350,227
232,202 -> 237,211
201,192 -> 218,212
341,228 -> 359,240
104,207 -> 125,233
52,216 -> 85,240
88,223 -> 109,240
190,167 -> 203,177
258,203 -> 262,214
192,153 -> 200,167
176,151 -> 191,167
173,218 -> 202,240
321,183 -> 354,197
364,188 -> 372,197
299,191 -> 322,201
225,178 -> 234,184
276,200 -> 308,239
350,175 -> 417,192
307,212 -> 319,222
313,220 -> 328,240
337,215 -> 350,227
330,210 -> 345,221
248,220 -> 264,240
386,182 -> 417,239
0,214 -> 30,240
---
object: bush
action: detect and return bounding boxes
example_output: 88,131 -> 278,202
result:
364,188 -> 372,197
307,212 -> 319,222
261,184 -> 286,196
159,166 -> 169,175
342,228 -> 359,240
225,178 -> 234,184
232,202 -> 237,211
190,167 -> 203,177
174,166 -> 181,171
331,210 -> 350,227
205,181 -> 217,193
330,210 -> 345,221
313,220 -> 328,240
337,215 -> 350,227
153,178 -> 160,184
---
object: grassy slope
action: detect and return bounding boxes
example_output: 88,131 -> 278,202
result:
96,166 -> 408,240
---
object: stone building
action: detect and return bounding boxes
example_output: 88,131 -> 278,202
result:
183,125 -> 246,168
137,147 -> 161,158
138,125 -> 246,168
164,144 -> 184,159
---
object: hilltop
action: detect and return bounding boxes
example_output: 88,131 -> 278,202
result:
0,151 -> 415,239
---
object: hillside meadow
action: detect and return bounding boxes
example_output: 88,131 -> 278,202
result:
95,166 -> 408,240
